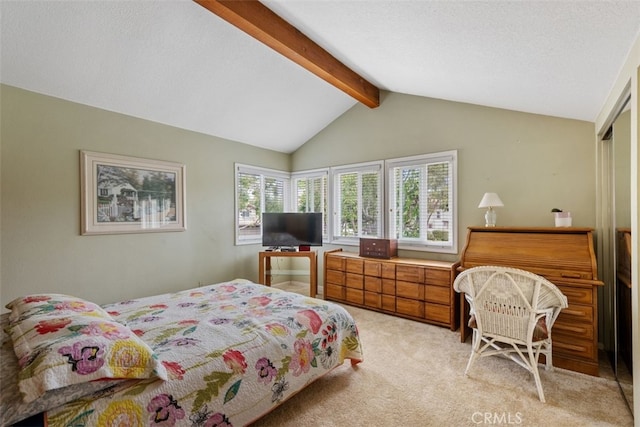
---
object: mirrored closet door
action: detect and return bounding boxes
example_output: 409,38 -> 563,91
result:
611,101 -> 633,414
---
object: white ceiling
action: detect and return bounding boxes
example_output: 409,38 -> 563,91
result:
2,1 -> 639,154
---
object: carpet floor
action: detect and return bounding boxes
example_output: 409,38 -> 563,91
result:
251,282 -> 634,427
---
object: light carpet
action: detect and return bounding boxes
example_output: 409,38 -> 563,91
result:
251,283 -> 633,427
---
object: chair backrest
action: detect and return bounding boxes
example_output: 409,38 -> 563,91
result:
453,266 -> 568,342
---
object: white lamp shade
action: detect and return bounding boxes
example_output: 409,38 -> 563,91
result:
478,192 -> 504,208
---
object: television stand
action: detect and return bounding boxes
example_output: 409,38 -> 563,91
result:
258,251 -> 318,298
264,246 -> 297,252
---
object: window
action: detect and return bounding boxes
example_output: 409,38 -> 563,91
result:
292,169 -> 329,237
386,151 -> 457,253
235,164 -> 289,245
331,162 -> 383,242
235,151 -> 456,253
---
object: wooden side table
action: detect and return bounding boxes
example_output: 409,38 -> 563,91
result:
258,251 -> 318,298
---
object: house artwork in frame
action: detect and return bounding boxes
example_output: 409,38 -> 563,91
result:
81,150 -> 186,235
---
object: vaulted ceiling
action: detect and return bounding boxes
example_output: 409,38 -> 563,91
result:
2,1 -> 639,153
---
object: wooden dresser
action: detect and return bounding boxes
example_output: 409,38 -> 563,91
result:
458,227 -> 604,376
324,249 -> 459,330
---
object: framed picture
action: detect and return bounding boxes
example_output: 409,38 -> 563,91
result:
81,150 -> 186,235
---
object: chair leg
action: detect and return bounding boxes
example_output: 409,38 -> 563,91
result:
527,345 -> 546,403
544,341 -> 554,371
464,330 -> 480,376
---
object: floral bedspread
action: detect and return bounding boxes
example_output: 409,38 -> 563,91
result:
45,279 -> 363,426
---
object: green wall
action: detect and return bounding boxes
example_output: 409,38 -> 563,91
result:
1,86 -> 597,308
0,85 -> 289,308
293,91 -> 596,262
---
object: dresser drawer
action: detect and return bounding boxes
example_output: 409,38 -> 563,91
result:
425,302 -> 450,324
364,276 -> 382,293
553,318 -> 595,341
346,258 -> 364,274
381,263 -> 396,279
364,260 -> 381,276
363,260 -> 395,279
345,273 -> 364,289
396,265 -> 424,283
346,288 -> 364,305
382,295 -> 396,311
326,255 -> 345,271
424,268 -> 451,286
557,304 -> 594,324
325,283 -> 345,300
424,285 -> 450,304
396,298 -> 424,318
381,279 -> 396,295
553,336 -> 597,360
325,269 -> 345,285
364,291 -> 381,309
556,285 -> 594,306
396,281 -> 424,300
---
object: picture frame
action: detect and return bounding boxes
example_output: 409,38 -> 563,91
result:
80,150 -> 186,235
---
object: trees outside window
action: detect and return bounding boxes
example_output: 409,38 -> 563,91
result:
236,150 -> 456,253
293,172 -> 328,237
235,164 -> 288,244
386,151 -> 456,252
332,162 -> 382,241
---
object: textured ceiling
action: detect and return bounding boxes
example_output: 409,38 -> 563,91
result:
2,1 -> 640,153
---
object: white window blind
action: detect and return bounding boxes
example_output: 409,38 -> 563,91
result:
332,162 -> 382,240
386,151 -> 456,252
235,164 -> 289,245
293,170 -> 328,236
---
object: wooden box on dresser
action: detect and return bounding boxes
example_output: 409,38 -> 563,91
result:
324,249 -> 460,331
458,227 -> 604,376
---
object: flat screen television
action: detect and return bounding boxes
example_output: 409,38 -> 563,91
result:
262,212 -> 323,249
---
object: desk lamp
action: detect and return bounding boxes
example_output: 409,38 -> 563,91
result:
478,192 -> 504,227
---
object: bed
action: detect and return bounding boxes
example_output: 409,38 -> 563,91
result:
1,279 -> 363,426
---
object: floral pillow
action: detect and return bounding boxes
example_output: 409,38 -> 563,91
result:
7,293 -> 113,321
5,294 -> 167,403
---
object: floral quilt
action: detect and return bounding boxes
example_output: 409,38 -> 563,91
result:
44,279 -> 363,426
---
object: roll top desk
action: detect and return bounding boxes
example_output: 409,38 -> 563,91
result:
458,226 -> 604,376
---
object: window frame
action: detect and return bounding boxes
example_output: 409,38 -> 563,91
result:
235,163 -> 290,246
291,168 -> 330,239
329,161 -> 384,246
235,150 -> 457,254
385,150 -> 458,254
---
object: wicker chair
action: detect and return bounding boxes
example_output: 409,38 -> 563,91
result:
453,266 -> 568,402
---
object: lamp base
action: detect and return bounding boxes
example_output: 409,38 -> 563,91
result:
484,208 -> 497,227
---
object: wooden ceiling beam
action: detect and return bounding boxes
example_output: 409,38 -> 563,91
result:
194,0 -> 380,108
